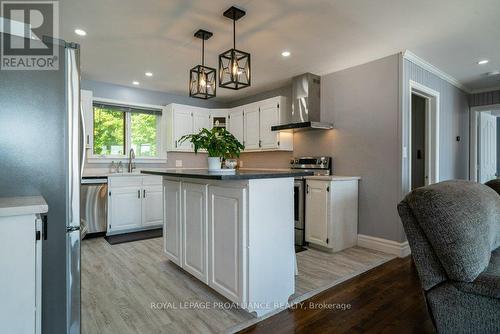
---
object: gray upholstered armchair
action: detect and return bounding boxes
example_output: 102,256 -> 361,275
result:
398,180 -> 500,334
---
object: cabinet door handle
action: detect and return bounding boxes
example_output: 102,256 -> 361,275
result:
306,184 -> 309,194
175,140 -> 178,148
143,189 -> 146,198
138,190 -> 141,198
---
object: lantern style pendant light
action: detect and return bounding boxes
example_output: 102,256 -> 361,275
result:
218,6 -> 251,90
189,29 -> 216,99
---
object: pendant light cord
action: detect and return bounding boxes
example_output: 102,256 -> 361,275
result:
233,17 -> 236,49
201,37 -> 205,66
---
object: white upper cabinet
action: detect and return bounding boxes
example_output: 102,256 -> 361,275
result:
166,104 -> 210,152
228,108 -> 244,145
259,100 -> 279,149
193,109 -> 211,134
244,104 -> 260,150
81,89 -> 93,150
166,96 -> 292,153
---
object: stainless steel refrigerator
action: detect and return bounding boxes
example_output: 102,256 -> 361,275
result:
0,35 -> 82,334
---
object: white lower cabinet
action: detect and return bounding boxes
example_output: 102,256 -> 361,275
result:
305,178 -> 359,251
164,180 -> 181,265
208,186 -> 246,304
142,184 -> 163,227
0,197 -> 46,334
108,175 -> 163,234
109,186 -> 142,232
305,180 -> 330,247
182,182 -> 208,283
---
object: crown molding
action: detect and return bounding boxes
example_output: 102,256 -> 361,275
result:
402,50 -> 471,93
470,86 -> 500,94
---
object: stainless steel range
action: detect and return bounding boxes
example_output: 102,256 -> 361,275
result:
290,157 -> 332,246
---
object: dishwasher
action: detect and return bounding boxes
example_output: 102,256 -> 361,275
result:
80,177 -> 108,238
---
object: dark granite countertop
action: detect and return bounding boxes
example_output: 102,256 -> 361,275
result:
140,169 -> 314,180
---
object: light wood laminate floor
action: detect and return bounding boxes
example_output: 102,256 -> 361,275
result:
82,237 -> 394,334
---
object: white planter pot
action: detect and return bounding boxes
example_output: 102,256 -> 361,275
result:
207,157 -> 222,171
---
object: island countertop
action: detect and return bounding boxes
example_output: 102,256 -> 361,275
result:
140,168 -> 314,180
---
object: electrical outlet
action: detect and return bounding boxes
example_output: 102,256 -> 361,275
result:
239,160 -> 244,168
175,160 -> 183,167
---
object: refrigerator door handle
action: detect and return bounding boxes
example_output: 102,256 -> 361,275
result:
80,101 -> 86,178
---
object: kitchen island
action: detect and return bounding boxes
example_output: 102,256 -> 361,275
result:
141,169 -> 312,317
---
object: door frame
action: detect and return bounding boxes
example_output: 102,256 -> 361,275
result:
407,80 -> 440,192
470,104 -> 500,182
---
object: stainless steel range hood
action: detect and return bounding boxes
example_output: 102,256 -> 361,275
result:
271,73 -> 333,132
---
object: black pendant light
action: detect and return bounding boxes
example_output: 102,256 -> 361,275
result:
218,6 -> 251,90
189,29 -> 216,99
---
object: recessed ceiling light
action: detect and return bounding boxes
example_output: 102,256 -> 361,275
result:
145,72 -> 153,77
132,81 -> 140,85
478,59 -> 489,65
74,29 -> 86,36
281,50 -> 291,57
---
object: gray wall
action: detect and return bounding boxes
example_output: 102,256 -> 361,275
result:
230,55 -> 403,242
470,89 -> 500,107
297,55 -> 403,242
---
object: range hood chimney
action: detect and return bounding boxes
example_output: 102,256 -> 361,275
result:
271,73 -> 333,132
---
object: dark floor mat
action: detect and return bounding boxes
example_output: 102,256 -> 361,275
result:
295,245 -> 308,253
105,228 -> 163,245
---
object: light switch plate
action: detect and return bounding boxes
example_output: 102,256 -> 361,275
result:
175,160 -> 183,167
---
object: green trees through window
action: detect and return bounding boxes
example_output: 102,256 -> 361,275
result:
93,104 -> 159,158
131,113 -> 157,157
93,106 -> 125,155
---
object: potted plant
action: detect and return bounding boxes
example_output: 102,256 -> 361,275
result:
179,127 -> 245,171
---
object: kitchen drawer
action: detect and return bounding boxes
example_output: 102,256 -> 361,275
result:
108,175 -> 143,188
142,175 -> 162,186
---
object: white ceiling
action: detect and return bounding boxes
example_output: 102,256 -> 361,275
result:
60,0 -> 500,102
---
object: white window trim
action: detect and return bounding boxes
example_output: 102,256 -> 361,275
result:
89,97 -> 167,163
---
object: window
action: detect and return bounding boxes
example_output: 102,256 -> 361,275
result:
92,101 -> 162,159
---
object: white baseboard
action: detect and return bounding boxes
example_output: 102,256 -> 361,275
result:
357,234 -> 411,258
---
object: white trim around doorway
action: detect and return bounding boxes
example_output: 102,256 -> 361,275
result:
407,80 -> 440,192
469,104 -> 500,182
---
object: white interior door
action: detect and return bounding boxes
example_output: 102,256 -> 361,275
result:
479,113 -> 497,183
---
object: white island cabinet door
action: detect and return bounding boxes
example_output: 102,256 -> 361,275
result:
108,186 -> 142,233
182,183 -> 208,283
208,186 -> 247,304
164,180 -> 182,265
305,180 -> 330,247
244,105 -> 260,150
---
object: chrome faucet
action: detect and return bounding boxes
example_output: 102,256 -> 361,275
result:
128,148 -> 136,173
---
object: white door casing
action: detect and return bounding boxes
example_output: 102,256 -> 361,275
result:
479,112 -> 497,183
